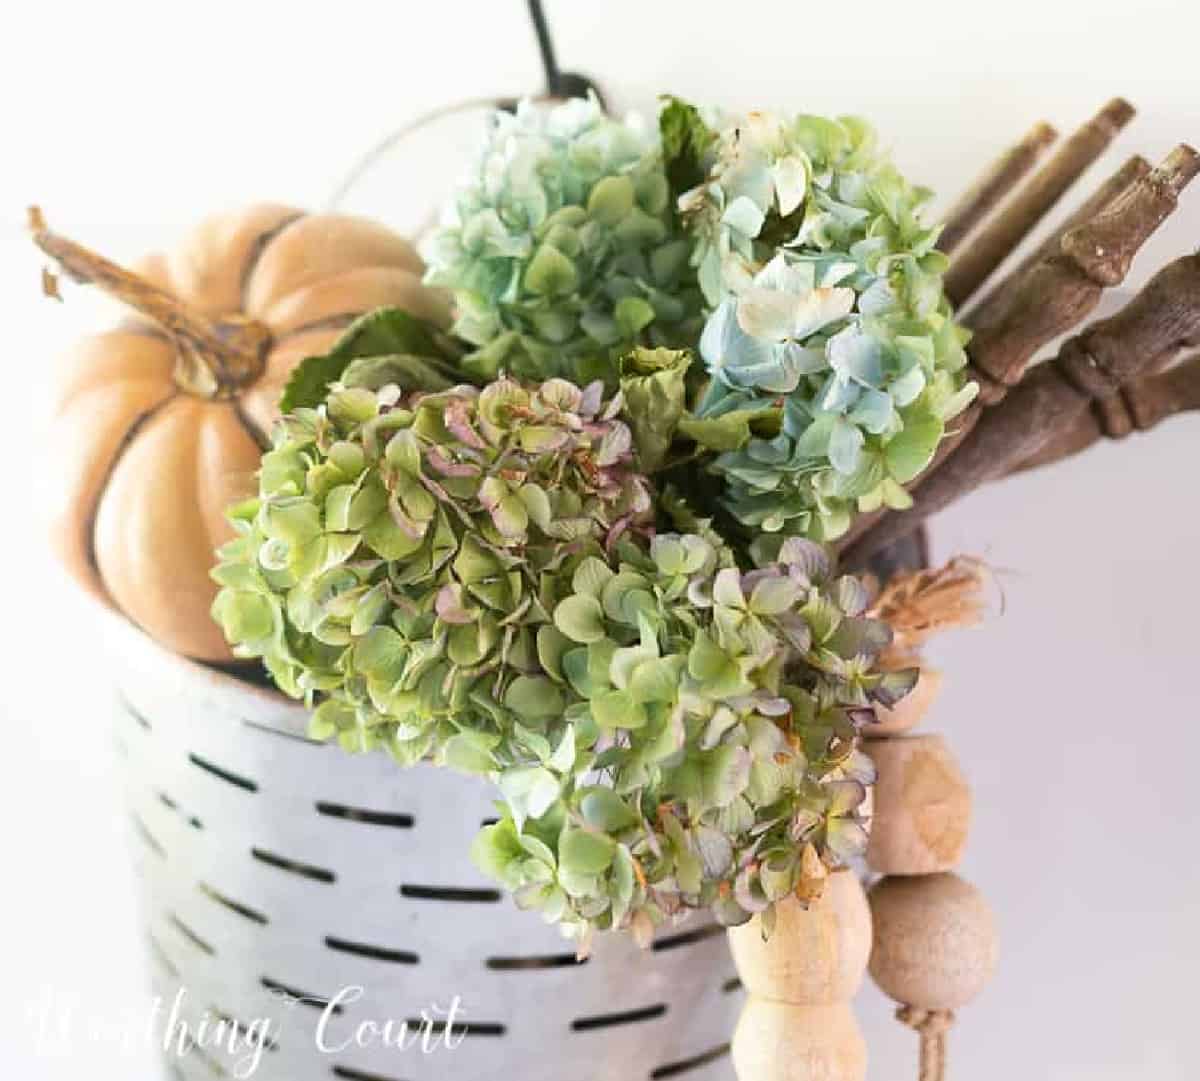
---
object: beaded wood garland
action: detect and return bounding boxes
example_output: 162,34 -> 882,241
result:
728,91 -> 1200,1081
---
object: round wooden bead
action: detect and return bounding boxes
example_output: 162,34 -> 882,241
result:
868,872 -> 998,1010
872,667 -> 942,736
864,734 -> 971,874
732,1000 -> 867,1081
727,870 -> 872,1004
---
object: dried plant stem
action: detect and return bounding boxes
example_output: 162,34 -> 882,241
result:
943,98 -> 1135,307
938,122 -> 1057,255
1014,351 -> 1200,473
842,251 -> 1200,567
966,154 -> 1152,329
28,207 -> 270,396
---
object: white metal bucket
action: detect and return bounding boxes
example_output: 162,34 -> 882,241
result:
109,614 -> 740,1081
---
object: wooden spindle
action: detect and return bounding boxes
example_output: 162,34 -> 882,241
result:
965,154 -> 1151,328
943,98 -> 1134,306
728,871 -> 872,1081
967,144 -> 1199,403
938,122 -> 1057,254
1013,351 -> 1200,473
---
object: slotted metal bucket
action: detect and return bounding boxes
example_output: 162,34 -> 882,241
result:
108,612 -> 740,1081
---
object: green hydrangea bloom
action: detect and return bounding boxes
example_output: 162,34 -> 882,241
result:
679,109 -> 977,539
473,531 -> 913,945
211,375 -> 649,768
423,96 -> 703,386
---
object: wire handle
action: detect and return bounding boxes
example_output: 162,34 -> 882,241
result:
326,1 -> 604,216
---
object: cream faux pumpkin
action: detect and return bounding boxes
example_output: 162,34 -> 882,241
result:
35,205 -> 450,662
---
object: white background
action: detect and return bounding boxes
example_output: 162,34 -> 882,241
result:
1,1 -> 1198,1078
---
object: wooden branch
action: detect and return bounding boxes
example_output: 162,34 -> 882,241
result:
966,154 -> 1151,329
1013,351 -> 1200,473
938,122 -> 1057,255
966,145 -> 1198,401
841,252 -> 1200,568
943,98 -> 1135,307
837,145 -> 1198,553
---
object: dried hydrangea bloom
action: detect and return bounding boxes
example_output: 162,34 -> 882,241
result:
211,375 -> 650,767
472,532 -> 914,945
423,95 -> 704,385
678,108 -> 977,539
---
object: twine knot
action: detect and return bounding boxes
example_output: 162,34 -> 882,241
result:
896,1006 -> 956,1081
896,1005 -> 956,1036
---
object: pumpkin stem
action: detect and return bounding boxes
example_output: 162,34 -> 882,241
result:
28,207 -> 269,398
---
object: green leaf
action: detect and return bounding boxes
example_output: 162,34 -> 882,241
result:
562,647 -> 595,698
884,411 -> 943,483
628,656 -> 683,704
340,354 -> 455,395
471,818 -> 525,885
353,625 -> 407,682
536,625 -> 573,682
618,346 -> 691,472
560,828 -> 616,875
659,95 -> 716,199
525,243 -> 578,297
749,576 -> 801,616
592,689 -> 647,730
614,296 -> 656,338
505,675 -> 565,720
499,767 -> 561,829
279,308 -> 457,413
573,556 -> 615,598
442,733 -> 498,774
578,787 -> 637,832
587,175 -> 636,227
678,406 -> 777,453
213,591 -> 274,643
685,629 -> 722,683
554,595 -> 607,644
699,746 -> 752,810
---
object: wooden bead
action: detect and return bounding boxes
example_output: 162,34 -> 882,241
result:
872,667 -> 942,736
864,734 -> 971,874
868,873 -> 998,1010
732,1000 -> 867,1081
727,870 -> 871,1004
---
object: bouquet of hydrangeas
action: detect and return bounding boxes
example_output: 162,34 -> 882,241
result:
212,93 -> 975,949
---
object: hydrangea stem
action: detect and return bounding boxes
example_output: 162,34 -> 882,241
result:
28,206 -> 270,398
